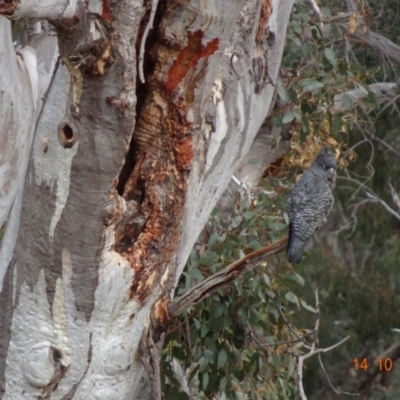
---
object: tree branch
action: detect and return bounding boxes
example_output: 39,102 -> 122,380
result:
168,238 -> 288,317
307,0 -> 324,28
297,290 -> 355,400
365,191 -> 400,223
345,21 -> 400,67
332,83 -> 400,114
388,183 -> 400,212
302,12 -> 400,68
0,0 -> 77,20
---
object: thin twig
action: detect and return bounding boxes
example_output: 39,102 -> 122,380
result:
296,289 -> 352,400
138,0 -> 159,84
307,0 -> 325,28
389,183 -> 400,211
184,315 -> 193,355
297,336 -> 351,400
318,354 -> 359,396
249,325 -> 314,348
365,191 -> 400,222
140,327 -> 162,400
277,305 -> 309,344
311,289 -> 320,352
231,175 -> 248,191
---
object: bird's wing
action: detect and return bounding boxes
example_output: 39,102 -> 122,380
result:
288,173 -> 333,241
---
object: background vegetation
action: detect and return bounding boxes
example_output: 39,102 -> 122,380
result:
160,0 -> 400,398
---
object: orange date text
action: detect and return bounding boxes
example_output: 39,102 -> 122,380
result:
353,358 -> 393,371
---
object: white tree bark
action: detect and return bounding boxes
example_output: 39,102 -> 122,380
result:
0,18 -> 35,230
0,0 -> 294,398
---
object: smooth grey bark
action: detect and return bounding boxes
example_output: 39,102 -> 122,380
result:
0,0 -> 294,398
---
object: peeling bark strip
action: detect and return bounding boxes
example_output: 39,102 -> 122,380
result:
165,30 -> 219,92
117,2 -> 221,302
253,0 -> 274,93
256,0 -> 273,43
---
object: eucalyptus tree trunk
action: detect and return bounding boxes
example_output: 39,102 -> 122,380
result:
0,0 -> 293,398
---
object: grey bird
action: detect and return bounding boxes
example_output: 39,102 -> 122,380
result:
287,147 -> 337,263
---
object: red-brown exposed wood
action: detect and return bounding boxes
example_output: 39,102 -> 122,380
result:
256,0 -> 273,43
0,0 -> 18,15
165,30 -> 219,92
120,6 -> 222,303
102,0 -> 112,22
154,297 -> 170,328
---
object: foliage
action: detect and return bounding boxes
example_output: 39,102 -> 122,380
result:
161,185 -> 316,399
278,1 -> 382,169
161,0 -> 400,398
281,1 -> 400,398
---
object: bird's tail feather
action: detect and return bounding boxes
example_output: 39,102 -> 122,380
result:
287,225 -> 306,263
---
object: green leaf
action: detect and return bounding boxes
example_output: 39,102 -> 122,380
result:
331,23 -> 340,37
218,348 -> 228,369
302,42 -> 312,57
288,357 -> 296,377
332,115 -> 342,136
199,357 -> 208,372
321,7 -> 332,17
324,48 -> 336,67
243,210 -> 254,220
356,83 -> 369,95
219,376 -> 227,391
366,91 -> 379,109
224,324 -> 233,334
258,288 -> 266,301
204,348 -> 214,364
193,318 -> 201,329
351,63 -> 366,73
341,94 -> 353,110
231,215 -> 243,228
282,111 -> 295,124
208,231 -> 219,247
299,79 -> 324,93
270,352 -> 282,369
188,364 -> 200,384
263,273 -> 271,286
248,239 -> 262,250
214,302 -> 225,317
187,268 -> 204,282
202,372 -> 209,391
251,274 -> 261,291
277,83 -> 289,101
201,320 -> 209,338
301,300 -> 317,313
293,273 -> 305,286
285,291 -> 300,307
